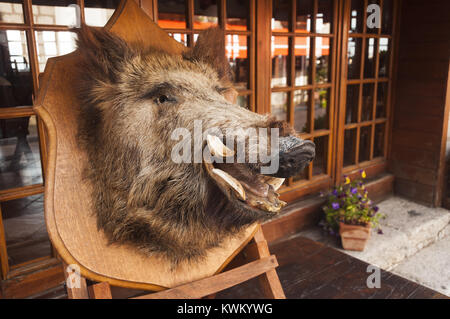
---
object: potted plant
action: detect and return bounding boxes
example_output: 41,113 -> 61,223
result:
320,170 -> 385,251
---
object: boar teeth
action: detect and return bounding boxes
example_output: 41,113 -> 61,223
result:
211,168 -> 246,201
267,177 -> 285,191
207,135 -> 235,158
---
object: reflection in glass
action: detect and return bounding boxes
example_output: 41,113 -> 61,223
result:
359,125 -> 371,162
35,31 -> 77,72
378,38 -> 390,77
226,0 -> 248,30
168,33 -> 187,46
237,95 -> 249,109
294,37 -> 310,86
271,36 -> 289,87
364,37 -> 376,78
316,0 -> 333,33
271,92 -> 288,122
314,88 -> 329,130
366,0 -> 380,34
0,1 -> 24,23
272,0 -> 290,32
312,135 -> 328,176
32,0 -> 77,26
2,194 -> 51,266
315,37 -> 331,83
345,84 -> 359,124
295,0 -> 312,33
194,0 -> 218,29
157,0 -> 186,29
0,116 -> 43,190
0,30 -> 33,109
343,128 -> 356,166
227,35 -> 248,90
84,0 -> 120,27
376,82 -> 387,118
294,90 -> 310,133
382,0 -> 393,34
349,0 -> 364,33
361,83 -> 374,121
374,123 -> 385,158
347,37 -> 361,79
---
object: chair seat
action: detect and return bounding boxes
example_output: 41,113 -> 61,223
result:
34,0 -> 259,292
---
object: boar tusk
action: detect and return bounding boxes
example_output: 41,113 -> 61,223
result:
211,168 -> 246,201
267,177 -> 285,191
207,135 -> 235,158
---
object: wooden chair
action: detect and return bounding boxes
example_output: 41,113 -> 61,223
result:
33,0 -> 285,299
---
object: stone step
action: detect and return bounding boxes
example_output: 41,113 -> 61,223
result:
298,196 -> 450,271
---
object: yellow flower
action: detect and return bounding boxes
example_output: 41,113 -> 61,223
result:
345,177 -> 351,184
361,170 -> 367,179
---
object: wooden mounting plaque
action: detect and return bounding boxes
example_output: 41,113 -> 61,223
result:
33,0 -> 259,291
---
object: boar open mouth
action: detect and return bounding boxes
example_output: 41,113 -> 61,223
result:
203,134 -> 312,214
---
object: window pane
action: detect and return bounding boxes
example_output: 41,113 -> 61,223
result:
347,37 -> 361,79
359,125 -> 371,162
343,128 -> 356,166
194,0 -> 218,29
227,35 -> 248,90
381,0 -> 393,34
316,0 -> 333,34
157,0 -> 186,29
293,165 -> 309,182
295,0 -> 312,33
237,95 -> 249,109
2,194 -> 51,266
349,0 -> 364,33
0,30 -> 33,107
374,123 -> 385,158
376,82 -> 388,118
35,31 -> 77,72
378,37 -> 390,77
168,32 -> 188,46
226,0 -> 248,30
271,92 -> 288,122
0,1 -> 24,23
312,135 -> 328,175
315,37 -> 331,83
366,0 -> 380,34
314,88 -> 329,130
84,0 -> 120,27
294,90 -> 310,133
0,116 -> 43,190
32,0 -> 78,26
273,0 -> 291,32
345,84 -> 359,124
361,83 -> 374,121
271,36 -> 289,87
294,36 -> 310,86
364,37 -> 376,78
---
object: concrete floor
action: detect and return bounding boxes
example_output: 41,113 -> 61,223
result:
299,196 -> 450,297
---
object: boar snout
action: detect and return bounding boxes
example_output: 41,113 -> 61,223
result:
272,136 -> 315,178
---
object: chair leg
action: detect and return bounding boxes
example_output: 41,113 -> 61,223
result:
244,228 -> 286,299
62,262 -> 89,299
88,282 -> 113,299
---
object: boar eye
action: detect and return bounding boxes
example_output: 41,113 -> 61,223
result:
158,95 -> 169,103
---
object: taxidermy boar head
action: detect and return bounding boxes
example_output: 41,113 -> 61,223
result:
75,25 -> 315,265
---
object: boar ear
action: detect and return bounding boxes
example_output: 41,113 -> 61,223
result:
76,24 -> 135,83
184,27 -> 233,84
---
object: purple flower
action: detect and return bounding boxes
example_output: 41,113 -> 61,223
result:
351,187 -> 357,194
377,229 -> 383,235
332,189 -> 338,196
332,202 -> 340,210
373,206 -> 379,212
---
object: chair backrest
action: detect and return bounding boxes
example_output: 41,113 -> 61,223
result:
33,0 -> 258,291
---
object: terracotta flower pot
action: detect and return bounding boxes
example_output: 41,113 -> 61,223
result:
339,222 -> 371,251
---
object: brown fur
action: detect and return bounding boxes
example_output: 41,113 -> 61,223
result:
75,26 -> 292,266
